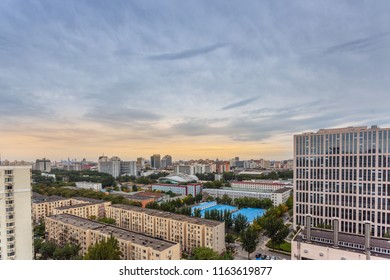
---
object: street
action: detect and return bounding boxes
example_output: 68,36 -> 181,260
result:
233,234 -> 290,260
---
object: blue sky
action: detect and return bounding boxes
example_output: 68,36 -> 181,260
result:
1,0 -> 390,161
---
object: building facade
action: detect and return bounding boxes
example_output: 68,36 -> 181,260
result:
204,187 -> 291,206
120,161 -> 137,177
75,181 -> 102,191
105,204 -> 225,253
0,166 -> 33,260
34,158 -> 51,172
291,216 -> 390,260
294,125 -> 390,237
45,214 -> 180,260
161,155 -> 173,168
152,183 -> 202,197
150,154 -> 161,169
231,181 -> 293,191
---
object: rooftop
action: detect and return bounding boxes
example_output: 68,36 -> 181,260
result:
47,214 -> 177,251
294,227 -> 390,259
273,187 -> 293,194
109,204 -> 223,227
55,203 -> 95,210
32,192 -> 69,203
72,197 -> 105,204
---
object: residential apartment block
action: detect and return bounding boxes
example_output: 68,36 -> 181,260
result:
0,166 -> 33,260
32,194 -> 110,223
32,194 -> 71,223
45,214 -> 180,260
105,204 -> 225,253
294,125 -> 390,237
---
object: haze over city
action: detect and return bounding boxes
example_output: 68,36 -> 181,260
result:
1,0 -> 390,161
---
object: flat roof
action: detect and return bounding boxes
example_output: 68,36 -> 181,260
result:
273,187 -> 293,194
109,204 -> 223,227
55,203 -> 95,210
72,197 -> 106,204
294,228 -> 390,259
32,193 -> 69,203
47,214 -> 177,251
204,187 -> 274,194
231,181 -> 288,186
47,214 -> 103,230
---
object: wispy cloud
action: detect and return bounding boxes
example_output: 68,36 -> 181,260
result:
221,97 -> 259,110
148,43 -> 228,61
323,32 -> 390,55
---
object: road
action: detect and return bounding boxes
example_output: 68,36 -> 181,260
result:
233,234 -> 291,260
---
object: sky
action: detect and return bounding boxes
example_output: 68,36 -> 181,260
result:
1,0 -> 390,161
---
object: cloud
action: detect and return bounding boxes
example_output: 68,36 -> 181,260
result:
221,97 -> 259,110
148,43 -> 228,61
84,106 -> 162,125
322,32 -> 390,55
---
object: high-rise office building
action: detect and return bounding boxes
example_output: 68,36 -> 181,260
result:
294,125 -> 390,238
97,156 -> 121,178
161,155 -> 172,168
0,166 -> 33,260
120,161 -> 137,176
150,154 -> 161,169
34,158 -> 51,172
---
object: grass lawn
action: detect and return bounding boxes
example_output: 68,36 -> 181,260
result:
266,240 -> 291,253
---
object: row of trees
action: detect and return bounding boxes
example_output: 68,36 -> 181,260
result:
32,185 -> 142,207
145,194 -> 203,215
35,240 -> 81,260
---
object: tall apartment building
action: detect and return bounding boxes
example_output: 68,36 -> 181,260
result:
120,161 -> 137,177
34,158 -> 51,172
106,204 -> 225,253
150,154 -> 161,169
294,125 -> 390,238
161,155 -> 172,168
0,166 -> 33,260
98,156 -> 136,178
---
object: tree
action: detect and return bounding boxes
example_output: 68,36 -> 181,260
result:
53,243 -> 81,260
84,236 -> 122,260
132,185 -> 138,192
259,217 -> 289,250
240,226 -> 259,259
193,208 -> 202,218
34,239 -> 42,260
191,247 -> 221,260
233,213 -> 249,235
97,217 -> 116,225
39,241 -> 57,260
221,194 -> 232,205
223,210 -> 233,230
225,234 -> 235,244
195,193 -> 203,203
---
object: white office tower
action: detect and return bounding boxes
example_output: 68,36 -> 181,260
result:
0,166 -> 33,259
294,126 -> 390,238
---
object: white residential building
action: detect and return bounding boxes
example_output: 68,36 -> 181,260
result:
0,166 -> 33,260
75,181 -> 102,191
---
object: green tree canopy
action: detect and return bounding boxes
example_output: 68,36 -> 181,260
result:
240,226 -> 259,260
233,213 -> 249,235
84,236 -> 122,260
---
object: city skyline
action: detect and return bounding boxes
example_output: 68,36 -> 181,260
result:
1,1 -> 390,160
